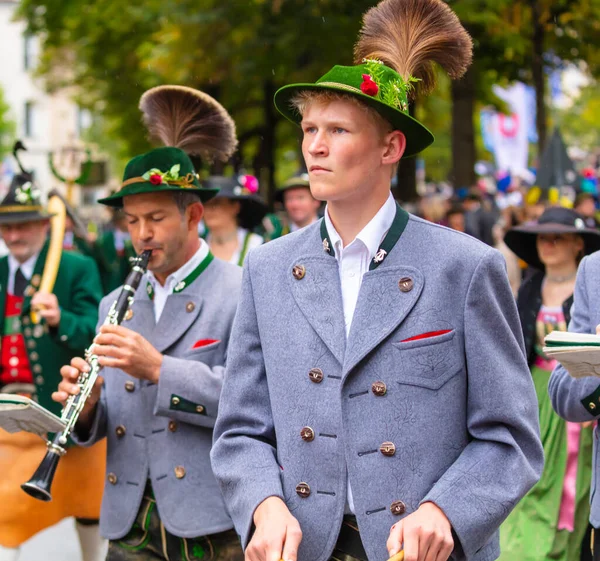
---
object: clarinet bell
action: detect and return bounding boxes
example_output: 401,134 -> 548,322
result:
21,445 -> 63,501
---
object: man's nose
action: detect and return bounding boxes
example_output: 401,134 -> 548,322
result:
138,221 -> 152,241
2,228 -> 18,242
308,131 -> 328,156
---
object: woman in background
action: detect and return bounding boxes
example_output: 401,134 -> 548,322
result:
501,207 -> 600,561
203,175 -> 267,266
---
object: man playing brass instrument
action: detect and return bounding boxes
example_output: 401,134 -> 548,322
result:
0,163 -> 106,561
54,86 -> 244,561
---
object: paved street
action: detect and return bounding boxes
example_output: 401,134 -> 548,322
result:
18,518 -> 107,561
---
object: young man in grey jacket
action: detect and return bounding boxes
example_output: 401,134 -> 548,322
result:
211,1 -> 543,561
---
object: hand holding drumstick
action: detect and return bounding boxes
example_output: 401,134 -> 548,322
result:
387,502 -> 453,561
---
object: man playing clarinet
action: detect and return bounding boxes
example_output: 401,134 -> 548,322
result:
54,86 -> 244,561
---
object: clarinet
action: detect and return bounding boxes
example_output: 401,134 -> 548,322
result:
21,250 -> 152,502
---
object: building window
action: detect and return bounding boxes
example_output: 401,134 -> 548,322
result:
77,107 -> 93,135
24,101 -> 34,137
23,34 -> 36,71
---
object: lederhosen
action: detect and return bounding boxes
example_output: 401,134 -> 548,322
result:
329,517 -> 370,561
106,484 -> 243,561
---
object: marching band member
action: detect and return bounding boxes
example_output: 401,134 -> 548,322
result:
0,163 -> 105,561
276,173 -> 322,236
211,1 -> 543,561
93,207 -> 136,294
549,237 -> 600,561
54,86 -> 244,561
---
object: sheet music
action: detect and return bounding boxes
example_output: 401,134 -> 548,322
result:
0,395 -> 65,436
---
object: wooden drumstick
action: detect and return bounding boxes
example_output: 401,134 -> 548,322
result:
281,549 -> 405,561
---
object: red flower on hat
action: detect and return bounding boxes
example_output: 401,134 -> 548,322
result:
149,174 -> 163,185
360,74 -> 379,96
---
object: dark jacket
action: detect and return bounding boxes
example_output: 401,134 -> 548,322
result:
0,243 -> 102,415
517,269 -> 573,367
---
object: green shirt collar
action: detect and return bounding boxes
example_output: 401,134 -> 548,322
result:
146,243 -> 214,300
320,196 -> 409,270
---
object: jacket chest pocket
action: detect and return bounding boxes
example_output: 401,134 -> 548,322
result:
391,329 -> 463,390
182,340 -> 222,361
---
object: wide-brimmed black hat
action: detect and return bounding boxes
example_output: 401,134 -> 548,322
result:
0,173 -> 52,225
504,207 -> 600,270
275,173 -> 311,203
203,175 -> 267,230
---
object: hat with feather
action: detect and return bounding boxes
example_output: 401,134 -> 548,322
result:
274,0 -> 473,157
0,141 -> 53,225
99,85 -> 238,207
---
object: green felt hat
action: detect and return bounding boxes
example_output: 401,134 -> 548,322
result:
274,61 -> 434,158
98,147 -> 219,208
275,172 -> 311,202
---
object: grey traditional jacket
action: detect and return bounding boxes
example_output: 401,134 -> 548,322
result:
72,256 -> 242,540
211,213 -> 543,561
549,251 -> 600,528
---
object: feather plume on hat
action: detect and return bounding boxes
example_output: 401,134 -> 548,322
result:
354,0 -> 473,99
139,85 -> 238,163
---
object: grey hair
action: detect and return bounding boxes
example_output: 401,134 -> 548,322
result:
171,191 -> 202,215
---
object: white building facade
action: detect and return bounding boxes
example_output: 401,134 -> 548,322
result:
0,0 -> 93,206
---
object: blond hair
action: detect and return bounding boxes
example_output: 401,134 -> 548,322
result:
290,90 -> 393,133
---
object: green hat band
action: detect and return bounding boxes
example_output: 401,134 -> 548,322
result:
98,146 -> 219,207
121,167 -> 196,189
316,59 -> 418,114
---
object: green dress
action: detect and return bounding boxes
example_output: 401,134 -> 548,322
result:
499,305 -> 593,561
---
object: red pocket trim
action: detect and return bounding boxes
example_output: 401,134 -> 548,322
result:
400,330 -> 452,343
192,339 -> 220,349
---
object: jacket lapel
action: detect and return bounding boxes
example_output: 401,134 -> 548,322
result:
120,294 -> 155,343
0,258 -> 8,332
343,264 -> 424,377
152,292 -> 203,353
288,254 -> 346,366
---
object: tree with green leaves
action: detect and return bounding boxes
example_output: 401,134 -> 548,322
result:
555,80 -> 600,151
0,86 -> 15,160
17,0 -> 600,200
447,0 -> 600,188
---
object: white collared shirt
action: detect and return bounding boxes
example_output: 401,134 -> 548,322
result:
324,191 -> 396,514
7,252 -> 39,294
146,241 -> 209,321
325,192 -> 396,336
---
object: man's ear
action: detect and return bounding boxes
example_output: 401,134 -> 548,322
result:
382,130 -> 406,165
188,202 -> 204,229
